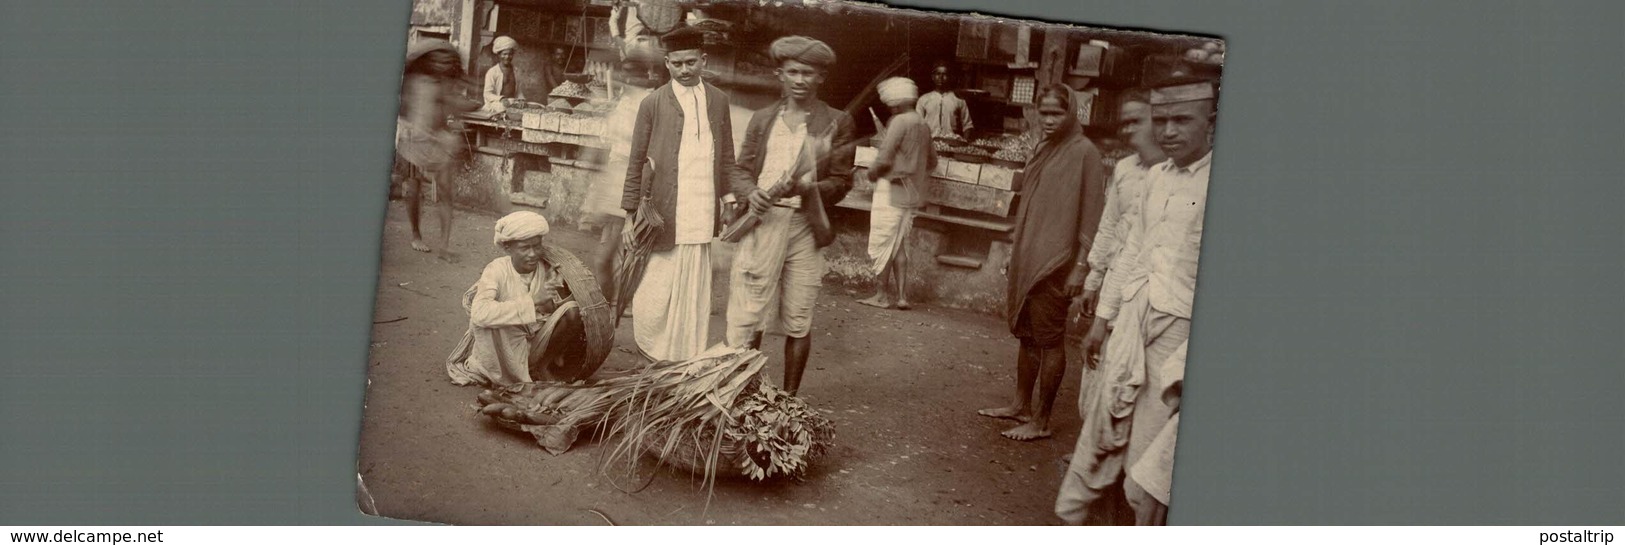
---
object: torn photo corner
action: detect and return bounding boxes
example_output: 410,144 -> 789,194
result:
363,0 -> 1225,526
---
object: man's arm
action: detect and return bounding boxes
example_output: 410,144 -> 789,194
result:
1085,166 -> 1128,292
1066,145 -> 1108,294
483,67 -> 503,107
813,111 -> 858,204
468,266 -> 538,328
868,119 -> 903,182
955,97 -> 974,135
622,96 -> 656,212
730,111 -> 765,199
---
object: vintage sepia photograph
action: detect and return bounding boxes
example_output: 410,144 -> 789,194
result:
357,0 -> 1225,525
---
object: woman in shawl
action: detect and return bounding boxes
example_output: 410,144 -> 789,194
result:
397,39 -> 479,262
977,84 -> 1107,441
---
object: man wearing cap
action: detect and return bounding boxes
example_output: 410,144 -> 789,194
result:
483,36 -> 528,112
445,211 -> 576,387
619,26 -> 736,362
1055,74 -> 1216,525
916,61 -> 973,140
858,77 -> 935,311
725,35 -> 857,395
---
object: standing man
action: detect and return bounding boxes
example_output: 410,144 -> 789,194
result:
1078,89 -> 1167,363
916,61 -> 974,140
858,77 -> 935,311
483,36 -> 527,111
726,36 -> 857,395
619,26 -> 736,362
1055,75 -> 1217,525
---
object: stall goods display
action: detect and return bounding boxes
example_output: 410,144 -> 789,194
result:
549,81 -> 593,99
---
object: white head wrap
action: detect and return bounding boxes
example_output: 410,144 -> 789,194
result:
878,77 -> 918,107
492,211 -> 550,246
493,36 -> 519,55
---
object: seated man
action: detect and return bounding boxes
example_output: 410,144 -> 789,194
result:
446,211 -> 583,387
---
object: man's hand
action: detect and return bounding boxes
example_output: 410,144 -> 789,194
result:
1064,266 -> 1088,297
617,214 -> 635,246
1082,319 -> 1108,369
1079,288 -> 1099,318
747,189 -> 773,215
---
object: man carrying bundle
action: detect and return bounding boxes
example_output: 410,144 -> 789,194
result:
724,35 -> 856,395
858,77 -> 935,311
618,26 -> 737,363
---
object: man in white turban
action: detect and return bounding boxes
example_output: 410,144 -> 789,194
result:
445,211 -> 579,387
483,36 -> 528,112
858,77 -> 934,312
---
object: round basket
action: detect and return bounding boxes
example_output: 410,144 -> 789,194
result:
640,431 -> 756,479
536,244 -> 615,382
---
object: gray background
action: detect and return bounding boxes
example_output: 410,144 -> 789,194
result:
1,0 -> 1620,525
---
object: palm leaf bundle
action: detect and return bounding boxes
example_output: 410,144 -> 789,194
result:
474,344 -> 836,497
610,198 -> 662,327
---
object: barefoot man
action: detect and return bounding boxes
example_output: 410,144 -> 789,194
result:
725,36 -> 856,395
858,77 -> 935,311
397,39 -> 478,262
979,85 -> 1106,441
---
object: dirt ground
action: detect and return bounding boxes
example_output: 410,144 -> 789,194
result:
355,201 -> 1090,526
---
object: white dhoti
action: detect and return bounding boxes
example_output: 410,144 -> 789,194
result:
866,178 -> 914,276
1056,286 -> 1190,525
632,243 -> 712,362
726,207 -> 824,346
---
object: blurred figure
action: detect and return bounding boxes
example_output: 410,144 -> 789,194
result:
396,39 -> 479,262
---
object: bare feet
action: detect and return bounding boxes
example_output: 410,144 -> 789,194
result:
436,251 -> 461,264
896,300 -> 912,311
856,294 -> 892,309
1000,422 -> 1052,441
410,238 -> 431,253
977,406 -> 1032,422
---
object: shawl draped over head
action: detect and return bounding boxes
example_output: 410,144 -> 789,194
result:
878,77 -> 918,107
406,38 -> 458,69
1005,115 -> 1106,330
493,211 -> 550,247
493,36 -> 518,55
769,36 -> 836,69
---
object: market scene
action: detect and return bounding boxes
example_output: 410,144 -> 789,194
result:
360,0 -> 1223,526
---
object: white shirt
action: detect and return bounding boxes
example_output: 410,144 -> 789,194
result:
671,82 -> 716,245
754,113 -> 808,208
916,90 -> 973,139
1109,151 -> 1211,320
1087,154 -> 1156,293
482,65 -> 525,112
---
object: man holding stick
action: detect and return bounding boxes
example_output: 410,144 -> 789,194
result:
723,36 -> 856,395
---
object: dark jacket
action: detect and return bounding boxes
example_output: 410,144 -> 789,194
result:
621,81 -> 737,252
729,98 -> 857,248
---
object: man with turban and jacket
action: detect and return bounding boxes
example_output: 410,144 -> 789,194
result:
724,36 -> 857,395
618,26 -> 737,363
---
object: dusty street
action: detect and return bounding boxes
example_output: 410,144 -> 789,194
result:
356,201 -> 1088,525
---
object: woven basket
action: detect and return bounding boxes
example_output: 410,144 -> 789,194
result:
538,244 -> 615,382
